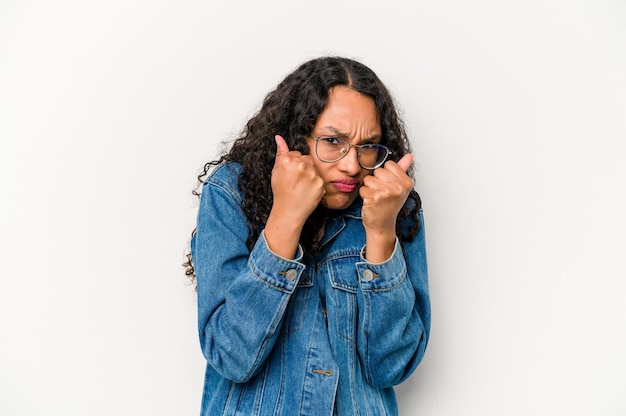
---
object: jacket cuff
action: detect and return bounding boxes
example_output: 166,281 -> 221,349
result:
356,238 -> 406,291
247,230 -> 306,293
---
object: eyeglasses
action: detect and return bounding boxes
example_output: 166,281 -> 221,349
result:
308,135 -> 392,170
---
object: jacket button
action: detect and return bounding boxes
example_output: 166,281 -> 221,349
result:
362,269 -> 374,281
285,269 -> 297,281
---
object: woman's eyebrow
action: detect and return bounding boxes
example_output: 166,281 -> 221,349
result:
323,126 -> 350,138
322,126 -> 382,142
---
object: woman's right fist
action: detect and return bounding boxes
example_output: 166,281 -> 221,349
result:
271,135 -> 325,224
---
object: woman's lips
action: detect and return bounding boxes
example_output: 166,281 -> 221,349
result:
331,179 -> 360,193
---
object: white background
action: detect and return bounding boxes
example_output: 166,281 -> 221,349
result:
1,0 -> 625,415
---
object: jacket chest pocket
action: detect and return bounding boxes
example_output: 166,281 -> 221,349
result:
325,256 -> 359,343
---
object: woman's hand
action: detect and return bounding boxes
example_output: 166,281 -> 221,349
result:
359,154 -> 414,262
264,135 -> 324,259
271,135 -> 325,223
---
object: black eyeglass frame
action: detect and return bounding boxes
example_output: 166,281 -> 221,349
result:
307,135 -> 392,170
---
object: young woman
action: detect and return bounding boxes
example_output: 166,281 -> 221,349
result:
187,56 -> 430,415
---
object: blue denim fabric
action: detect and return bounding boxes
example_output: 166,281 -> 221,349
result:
191,162 -> 430,416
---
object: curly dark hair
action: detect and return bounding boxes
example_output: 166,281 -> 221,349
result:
184,56 -> 422,282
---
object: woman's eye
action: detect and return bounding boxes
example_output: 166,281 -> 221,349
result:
361,143 -> 376,148
322,137 -> 341,146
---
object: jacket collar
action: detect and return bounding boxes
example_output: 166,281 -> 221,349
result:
319,198 -> 362,247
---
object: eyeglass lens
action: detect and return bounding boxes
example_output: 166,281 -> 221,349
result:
316,137 -> 389,169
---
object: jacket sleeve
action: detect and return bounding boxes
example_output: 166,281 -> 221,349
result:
192,167 -> 306,383
355,210 -> 430,388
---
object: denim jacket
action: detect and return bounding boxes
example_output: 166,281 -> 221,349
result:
191,162 -> 430,416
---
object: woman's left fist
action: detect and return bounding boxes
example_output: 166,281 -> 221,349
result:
359,154 -> 414,233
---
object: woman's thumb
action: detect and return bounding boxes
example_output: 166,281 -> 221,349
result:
397,154 -> 414,172
275,135 -> 289,156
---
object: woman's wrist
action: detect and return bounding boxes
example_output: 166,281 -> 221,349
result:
364,229 -> 397,263
264,210 -> 305,260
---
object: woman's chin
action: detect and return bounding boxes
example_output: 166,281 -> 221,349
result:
321,193 -> 357,211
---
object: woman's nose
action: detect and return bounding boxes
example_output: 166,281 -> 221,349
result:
337,146 -> 361,175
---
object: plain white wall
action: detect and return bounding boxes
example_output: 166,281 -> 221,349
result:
1,0 -> 625,414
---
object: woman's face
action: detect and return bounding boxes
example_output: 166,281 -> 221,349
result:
308,86 -> 382,210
